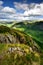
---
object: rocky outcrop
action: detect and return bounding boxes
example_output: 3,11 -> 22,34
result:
0,34 -> 19,43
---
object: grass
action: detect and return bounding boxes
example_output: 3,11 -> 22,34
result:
26,30 -> 43,43
0,44 -> 6,54
0,21 -> 43,65
15,27 -> 43,49
0,43 -> 40,65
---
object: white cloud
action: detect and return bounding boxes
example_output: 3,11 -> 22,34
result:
2,7 -> 16,13
13,2 -> 43,21
14,2 -> 29,10
14,2 -> 43,16
0,1 -> 16,21
24,8 -> 41,16
0,1 -> 3,10
24,3 -> 43,16
0,1 -> 43,21
14,2 -> 36,11
0,1 -> 3,5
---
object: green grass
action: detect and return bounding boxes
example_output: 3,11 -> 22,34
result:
15,27 -> 43,49
0,44 -> 6,54
25,29 -> 43,49
26,30 -> 43,43
0,44 -> 40,65
0,21 -> 43,65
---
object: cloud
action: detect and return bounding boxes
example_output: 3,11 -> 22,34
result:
13,2 -> 43,21
0,1 -> 43,21
0,1 -> 3,5
2,7 -> 16,13
14,2 -> 36,11
24,3 -> 43,16
14,2 -> 29,10
0,1 -> 3,10
14,2 -> 43,16
0,1 -> 16,21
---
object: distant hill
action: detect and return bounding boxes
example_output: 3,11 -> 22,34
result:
12,21 -> 43,30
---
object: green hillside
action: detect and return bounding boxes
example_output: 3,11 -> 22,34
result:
12,21 -> 43,49
0,21 -> 43,65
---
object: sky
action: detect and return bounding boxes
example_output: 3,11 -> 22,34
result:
0,0 -> 43,21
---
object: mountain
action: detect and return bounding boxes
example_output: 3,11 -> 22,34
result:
0,21 -> 43,65
12,21 -> 43,30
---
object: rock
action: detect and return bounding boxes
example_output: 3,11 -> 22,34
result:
0,33 -> 19,43
30,47 -> 33,52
